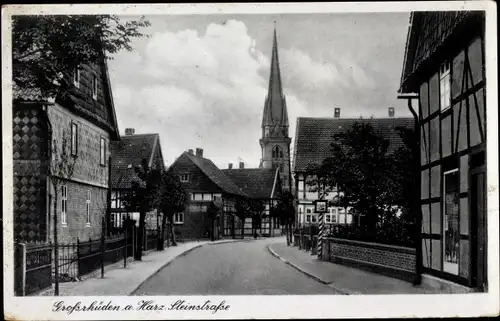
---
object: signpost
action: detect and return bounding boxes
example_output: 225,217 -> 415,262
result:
314,199 -> 328,259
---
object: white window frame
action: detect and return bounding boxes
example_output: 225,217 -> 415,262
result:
92,74 -> 98,100
71,121 -> 78,156
305,214 -> 311,223
173,212 -> 184,224
61,185 -> 68,225
298,180 -> 304,192
100,136 -> 106,166
203,193 -> 212,201
440,62 -> 451,111
86,190 -> 91,226
73,65 -> 81,88
180,174 -> 189,183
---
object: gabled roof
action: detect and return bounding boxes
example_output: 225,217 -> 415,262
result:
222,168 -> 279,199
399,11 -> 473,93
171,152 -> 247,197
293,117 -> 414,173
110,133 -> 161,189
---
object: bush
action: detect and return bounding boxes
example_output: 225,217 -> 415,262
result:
325,220 -> 415,248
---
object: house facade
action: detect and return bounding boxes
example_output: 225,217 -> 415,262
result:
259,28 -> 292,192
399,11 -> 487,290
222,167 -> 282,236
109,129 -> 165,233
292,115 -> 413,229
167,149 -> 247,240
13,59 -> 120,244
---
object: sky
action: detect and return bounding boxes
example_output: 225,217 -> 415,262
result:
107,13 -> 412,169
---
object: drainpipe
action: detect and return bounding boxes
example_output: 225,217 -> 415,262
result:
398,93 -> 421,285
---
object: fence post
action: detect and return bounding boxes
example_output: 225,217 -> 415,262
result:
100,217 -> 105,278
124,225 -> 127,268
14,243 -> 26,296
76,238 -> 80,279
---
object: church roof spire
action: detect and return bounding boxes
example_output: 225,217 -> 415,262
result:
262,23 -> 289,129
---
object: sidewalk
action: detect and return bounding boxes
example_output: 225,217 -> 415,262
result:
268,242 -> 437,295
36,239 -> 245,296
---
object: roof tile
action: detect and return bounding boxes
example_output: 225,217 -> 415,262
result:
293,117 -> 414,172
222,168 -> 278,199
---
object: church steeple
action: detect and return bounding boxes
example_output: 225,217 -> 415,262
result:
259,24 -> 292,191
262,25 -> 289,131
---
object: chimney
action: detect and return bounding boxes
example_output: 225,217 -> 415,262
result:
239,162 -> 244,169
388,107 -> 395,118
125,128 -> 135,136
334,108 -> 341,118
195,148 -> 204,158
188,149 -> 194,155
228,163 -> 233,169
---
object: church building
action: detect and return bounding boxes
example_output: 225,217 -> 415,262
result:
259,27 -> 292,192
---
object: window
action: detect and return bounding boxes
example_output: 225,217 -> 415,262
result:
440,62 -> 451,111
443,168 -> 459,275
311,214 -> 317,223
111,191 -> 117,209
100,136 -> 106,166
298,180 -> 304,192
61,185 -> 68,225
173,213 -> 184,224
92,74 -> 98,100
272,145 -> 283,159
279,163 -> 284,173
325,214 -> 331,223
180,174 -> 189,182
203,193 -> 213,201
73,65 -> 81,88
71,122 -> 78,156
305,214 -> 311,223
86,190 -> 91,225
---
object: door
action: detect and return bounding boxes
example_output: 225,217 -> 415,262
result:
470,151 -> 487,290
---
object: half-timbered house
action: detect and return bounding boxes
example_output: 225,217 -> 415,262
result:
222,166 -> 283,237
109,129 -> 165,233
292,114 -> 413,228
167,149 -> 248,240
399,11 -> 487,290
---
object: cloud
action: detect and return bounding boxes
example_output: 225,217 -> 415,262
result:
110,20 -> 277,168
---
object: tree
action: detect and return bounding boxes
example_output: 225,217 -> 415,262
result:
12,15 -> 150,99
316,122 -> 416,238
121,159 -> 161,260
234,198 -> 251,239
48,128 -> 76,296
158,171 -> 187,249
272,191 -> 295,246
248,200 -> 265,238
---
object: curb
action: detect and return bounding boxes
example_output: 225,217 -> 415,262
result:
130,239 -> 246,295
267,244 -> 352,295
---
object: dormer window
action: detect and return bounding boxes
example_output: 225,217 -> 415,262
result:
73,65 -> 81,88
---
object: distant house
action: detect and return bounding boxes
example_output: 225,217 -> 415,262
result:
292,113 -> 413,228
167,148 -> 247,240
399,11 -> 487,290
109,129 -> 165,233
13,59 -> 120,244
222,166 -> 282,236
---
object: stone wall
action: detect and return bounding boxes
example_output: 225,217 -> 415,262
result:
322,237 -> 417,282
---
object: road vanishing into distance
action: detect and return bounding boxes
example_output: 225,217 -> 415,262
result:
133,238 -> 340,295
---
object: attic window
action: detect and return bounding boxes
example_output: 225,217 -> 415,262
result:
127,164 -> 132,169
73,65 -> 81,88
92,74 -> 98,100
180,174 -> 189,182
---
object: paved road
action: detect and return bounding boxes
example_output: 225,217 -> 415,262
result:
133,238 -> 340,295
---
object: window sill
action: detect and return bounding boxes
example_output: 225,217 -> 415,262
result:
61,223 -> 68,227
99,164 -> 106,168
71,154 -> 78,159
85,223 -> 91,228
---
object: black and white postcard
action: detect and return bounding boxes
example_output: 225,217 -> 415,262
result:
2,2 -> 499,319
